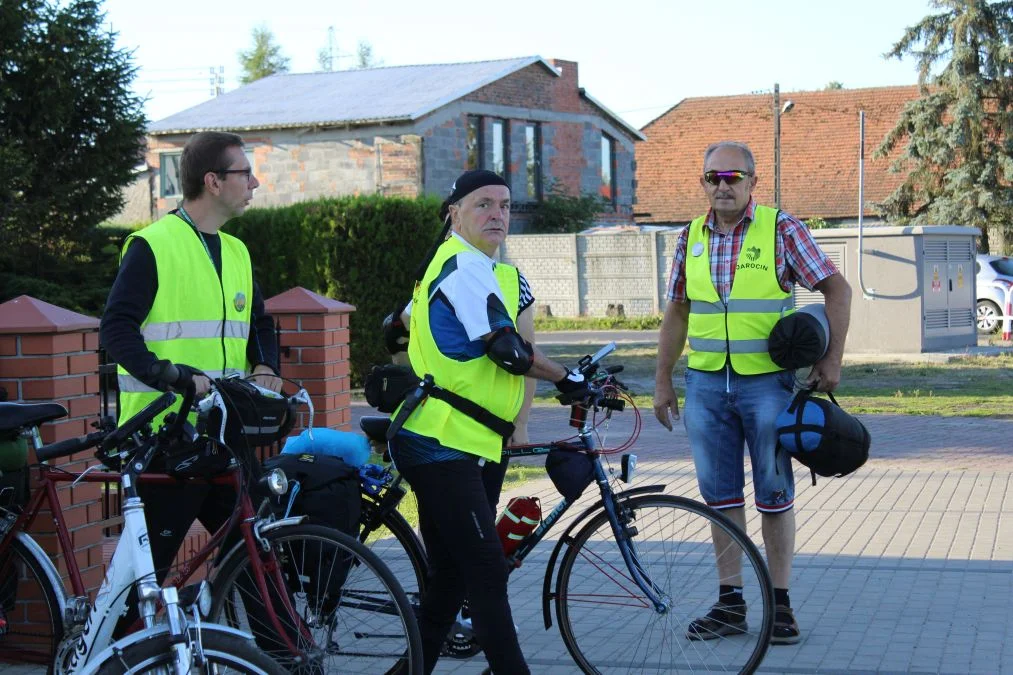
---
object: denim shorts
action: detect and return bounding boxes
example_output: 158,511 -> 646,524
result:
683,367 -> 796,513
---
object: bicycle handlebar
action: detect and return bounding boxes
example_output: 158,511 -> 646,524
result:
35,430 -> 109,463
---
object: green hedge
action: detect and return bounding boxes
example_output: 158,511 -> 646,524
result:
228,195 -> 444,385
0,223 -> 133,316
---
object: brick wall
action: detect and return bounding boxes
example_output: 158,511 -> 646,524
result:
0,296 -> 106,596
147,134 -> 422,219
266,287 -> 355,432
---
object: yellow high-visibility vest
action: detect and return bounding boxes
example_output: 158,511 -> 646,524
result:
685,205 -> 792,374
399,237 -> 523,461
116,213 -> 252,428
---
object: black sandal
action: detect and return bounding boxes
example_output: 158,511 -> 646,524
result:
686,601 -> 748,641
770,604 -> 800,644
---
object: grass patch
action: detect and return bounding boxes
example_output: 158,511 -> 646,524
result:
534,315 -> 663,332
533,345 -> 1013,418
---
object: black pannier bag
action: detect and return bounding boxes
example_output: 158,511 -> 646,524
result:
776,388 -> 871,485
263,452 -> 362,613
0,434 -> 30,616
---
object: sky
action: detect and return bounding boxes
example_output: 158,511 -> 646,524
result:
100,0 -> 938,129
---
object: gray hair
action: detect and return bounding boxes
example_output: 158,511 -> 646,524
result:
703,142 -> 756,174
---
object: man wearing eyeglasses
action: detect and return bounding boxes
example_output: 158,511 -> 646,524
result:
100,130 -> 281,639
653,141 -> 852,645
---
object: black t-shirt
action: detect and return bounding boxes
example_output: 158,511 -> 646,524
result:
100,219 -> 278,390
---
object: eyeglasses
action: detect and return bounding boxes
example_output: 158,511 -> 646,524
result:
703,170 -> 752,186
214,168 -> 253,180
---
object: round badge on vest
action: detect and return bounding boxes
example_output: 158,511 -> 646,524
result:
691,242 -> 704,257
234,292 -> 247,312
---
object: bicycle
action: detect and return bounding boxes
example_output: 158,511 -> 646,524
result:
0,375 -> 423,673
357,342 -> 776,674
0,383 -> 284,672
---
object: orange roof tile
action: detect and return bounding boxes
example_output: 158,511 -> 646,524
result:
635,85 -> 920,223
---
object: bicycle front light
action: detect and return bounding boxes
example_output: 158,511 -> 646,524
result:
266,467 -> 289,496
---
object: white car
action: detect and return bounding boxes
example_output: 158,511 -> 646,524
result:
975,254 -> 1013,335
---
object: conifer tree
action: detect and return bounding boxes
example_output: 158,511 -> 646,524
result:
876,0 -> 1013,253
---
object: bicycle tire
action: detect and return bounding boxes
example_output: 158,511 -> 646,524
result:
555,494 -> 774,675
363,506 -> 429,611
209,523 -> 423,674
93,627 -> 286,674
0,536 -> 64,670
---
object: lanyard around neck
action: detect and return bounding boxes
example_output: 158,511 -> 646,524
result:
176,205 -> 216,267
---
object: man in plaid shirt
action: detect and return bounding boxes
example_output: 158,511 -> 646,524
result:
653,141 -> 852,645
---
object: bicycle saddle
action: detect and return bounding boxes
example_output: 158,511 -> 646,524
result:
359,416 -> 391,443
0,402 -> 68,434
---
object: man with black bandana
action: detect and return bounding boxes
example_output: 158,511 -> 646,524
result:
100,131 -> 280,625
387,170 -> 589,674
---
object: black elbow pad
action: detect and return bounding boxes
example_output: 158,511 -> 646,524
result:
486,327 -> 534,375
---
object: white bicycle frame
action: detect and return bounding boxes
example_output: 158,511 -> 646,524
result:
62,472 -> 193,674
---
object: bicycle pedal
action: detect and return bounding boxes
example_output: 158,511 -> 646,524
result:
442,633 -> 481,659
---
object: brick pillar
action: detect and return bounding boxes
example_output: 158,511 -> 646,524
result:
266,287 -> 355,432
0,296 -> 105,594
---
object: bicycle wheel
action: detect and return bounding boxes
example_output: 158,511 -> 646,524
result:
0,536 -> 64,668
209,523 -> 423,673
94,627 -> 286,673
555,495 -> 774,674
362,504 -> 429,612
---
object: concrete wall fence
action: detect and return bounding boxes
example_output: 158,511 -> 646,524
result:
500,231 -> 681,317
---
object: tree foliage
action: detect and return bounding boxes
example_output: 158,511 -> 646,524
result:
0,0 -> 146,285
526,181 -> 609,234
238,25 -> 290,84
875,0 -> 1013,252
824,81 -> 844,90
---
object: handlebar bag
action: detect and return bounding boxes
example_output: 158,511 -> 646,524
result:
775,389 -> 870,485
213,377 -> 296,449
263,452 -> 362,614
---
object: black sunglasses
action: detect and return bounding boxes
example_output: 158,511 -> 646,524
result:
703,170 -> 752,186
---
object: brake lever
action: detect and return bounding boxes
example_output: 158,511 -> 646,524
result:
197,390 -> 229,446
290,388 -> 314,439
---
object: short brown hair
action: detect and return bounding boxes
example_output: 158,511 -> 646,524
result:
179,131 -> 245,200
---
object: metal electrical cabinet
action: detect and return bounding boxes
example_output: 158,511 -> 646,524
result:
796,226 -> 978,353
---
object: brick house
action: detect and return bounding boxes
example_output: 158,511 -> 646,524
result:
136,56 -> 644,231
635,85 -> 920,226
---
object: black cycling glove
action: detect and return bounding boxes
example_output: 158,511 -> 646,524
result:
382,311 -> 409,354
147,360 -> 201,392
555,370 -> 590,404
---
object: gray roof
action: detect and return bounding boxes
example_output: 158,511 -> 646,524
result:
149,57 -> 556,134
148,56 -> 645,141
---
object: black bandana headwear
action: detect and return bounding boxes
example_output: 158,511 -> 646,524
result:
438,169 -> 509,222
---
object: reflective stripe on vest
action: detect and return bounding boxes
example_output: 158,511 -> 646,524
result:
141,320 -> 250,342
685,205 -> 792,374
400,238 -> 524,462
116,213 -> 253,429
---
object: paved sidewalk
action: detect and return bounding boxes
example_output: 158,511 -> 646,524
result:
3,406 -> 1009,674
425,406 -> 1013,674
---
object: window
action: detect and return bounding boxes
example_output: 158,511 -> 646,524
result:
466,116 -> 482,170
525,123 -> 542,201
492,119 -> 508,177
160,152 -> 182,198
600,133 -> 616,207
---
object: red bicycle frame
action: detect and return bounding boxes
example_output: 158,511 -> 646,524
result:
0,463 -> 312,658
